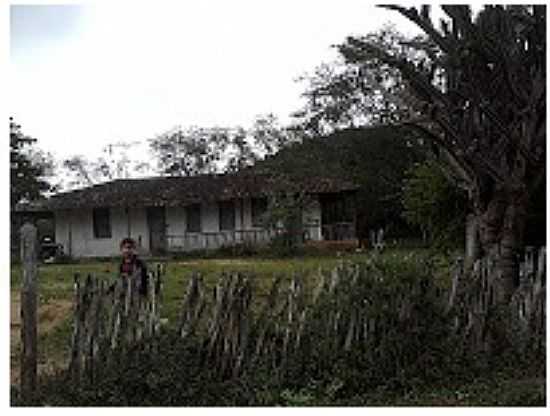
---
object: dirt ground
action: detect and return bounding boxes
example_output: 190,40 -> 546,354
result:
10,293 -> 73,386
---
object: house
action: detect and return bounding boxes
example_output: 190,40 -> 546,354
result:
40,171 -> 358,258
11,200 -> 55,260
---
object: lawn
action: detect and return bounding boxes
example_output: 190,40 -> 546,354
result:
12,250 -> 411,384
10,249 -> 545,406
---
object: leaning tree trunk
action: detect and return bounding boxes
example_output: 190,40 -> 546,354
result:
464,213 -> 481,270
477,187 -> 529,305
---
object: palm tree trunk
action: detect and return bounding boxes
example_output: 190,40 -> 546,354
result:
465,213 -> 480,269
477,187 -> 528,304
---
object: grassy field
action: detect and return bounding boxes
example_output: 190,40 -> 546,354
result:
11,252 -> 377,322
11,251 -> 408,383
11,249 -> 544,406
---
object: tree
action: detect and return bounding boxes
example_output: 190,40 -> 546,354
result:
256,126 -> 427,239
62,155 -> 95,188
292,25 -> 427,137
338,5 -> 545,303
262,190 -> 314,256
10,117 -> 52,208
250,114 -> 294,156
149,126 -> 231,176
61,141 -> 152,190
402,159 -> 468,249
149,114 -> 294,176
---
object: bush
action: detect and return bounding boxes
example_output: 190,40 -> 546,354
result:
216,242 -> 259,257
401,160 -> 467,250
59,257 -> 80,265
12,253 -> 545,406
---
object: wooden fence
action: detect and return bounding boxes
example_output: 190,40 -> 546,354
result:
63,246 -> 546,385
166,224 -> 323,252
166,229 -> 275,252
67,267 -> 164,385
447,246 -> 546,354
19,223 -> 38,399
17,222 -> 546,391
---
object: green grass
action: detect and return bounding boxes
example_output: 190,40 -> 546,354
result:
11,248 -> 450,326
160,255 -> 359,322
11,249 -> 447,372
334,370 -> 546,406
270,376 -> 545,406
11,262 -> 120,302
10,250 -> 545,406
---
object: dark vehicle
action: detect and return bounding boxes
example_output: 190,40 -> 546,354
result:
40,236 -> 64,262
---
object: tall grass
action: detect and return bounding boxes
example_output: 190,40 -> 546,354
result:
11,250 -> 544,406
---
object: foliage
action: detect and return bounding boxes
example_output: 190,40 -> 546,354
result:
257,126 -> 427,234
56,115 -> 297,188
11,252 -> 544,406
402,159 -> 468,249
10,255 -> 371,346
149,125 -> 237,176
287,5 -> 546,301
286,26 -> 433,236
292,255 -> 457,390
10,117 -> 53,207
338,5 -> 545,195
292,25 -> 421,136
249,114 -> 295,156
214,242 -> 259,258
262,190 -> 314,256
13,352 -> 544,406
338,5 -> 546,297
149,114 -> 297,177
60,141 -> 152,190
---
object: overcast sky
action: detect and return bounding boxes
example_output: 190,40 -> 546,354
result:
10,1 -> 429,160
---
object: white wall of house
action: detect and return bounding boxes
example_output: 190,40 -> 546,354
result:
166,200 -> 247,234
128,207 -> 149,252
234,199 -> 245,230
166,207 -> 186,236
55,209 -> 71,256
166,199 -> 257,251
55,207 -> 150,258
241,198 -> 253,228
303,198 -> 322,241
55,195 -> 324,257
202,202 -> 219,232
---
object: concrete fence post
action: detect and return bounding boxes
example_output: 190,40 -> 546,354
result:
20,222 -> 38,398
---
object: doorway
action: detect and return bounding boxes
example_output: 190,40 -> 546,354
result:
146,206 -> 166,255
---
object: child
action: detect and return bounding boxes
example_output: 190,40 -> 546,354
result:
119,237 -> 148,296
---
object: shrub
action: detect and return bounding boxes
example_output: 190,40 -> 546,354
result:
12,253 -> 545,406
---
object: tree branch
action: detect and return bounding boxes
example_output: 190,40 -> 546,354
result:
378,5 -> 455,53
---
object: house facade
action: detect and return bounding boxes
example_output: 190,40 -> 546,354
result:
44,172 -> 358,258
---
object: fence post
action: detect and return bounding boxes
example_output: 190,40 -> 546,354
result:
69,273 -> 82,383
20,222 -> 38,399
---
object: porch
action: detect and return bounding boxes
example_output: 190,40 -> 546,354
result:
166,226 -> 315,252
166,228 -> 276,252
165,222 -> 355,252
321,222 -> 356,241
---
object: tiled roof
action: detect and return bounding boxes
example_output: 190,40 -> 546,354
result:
42,172 -> 358,210
13,200 -> 52,213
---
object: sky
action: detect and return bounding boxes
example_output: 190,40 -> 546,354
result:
9,1 -> 429,161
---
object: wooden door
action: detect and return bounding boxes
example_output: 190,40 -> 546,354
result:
146,206 -> 166,255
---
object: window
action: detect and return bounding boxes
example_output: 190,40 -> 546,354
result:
219,200 -> 235,231
186,204 -> 201,232
93,207 -> 112,238
251,197 -> 268,227
320,194 -> 355,224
